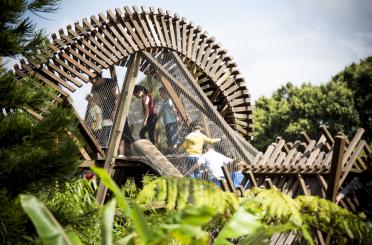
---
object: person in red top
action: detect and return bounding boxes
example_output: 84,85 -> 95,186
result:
134,85 -> 158,144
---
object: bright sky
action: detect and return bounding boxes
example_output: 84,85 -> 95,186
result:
18,0 -> 372,102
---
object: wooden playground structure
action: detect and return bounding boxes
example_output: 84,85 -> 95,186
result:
12,6 -> 370,244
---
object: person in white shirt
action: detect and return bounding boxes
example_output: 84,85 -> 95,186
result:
181,122 -> 221,177
199,147 -> 247,187
199,148 -> 233,180
86,93 -> 103,144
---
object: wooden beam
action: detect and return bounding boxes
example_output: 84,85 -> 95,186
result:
96,53 -> 141,204
326,136 -> 346,202
339,140 -> 365,187
222,166 -> 235,192
140,51 -> 206,111
297,174 -> 309,196
159,76 -> 190,125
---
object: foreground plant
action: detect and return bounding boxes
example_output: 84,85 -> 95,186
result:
20,170 -> 372,244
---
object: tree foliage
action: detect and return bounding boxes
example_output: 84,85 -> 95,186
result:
252,57 -> 371,151
0,0 -> 83,243
0,0 -> 60,60
331,56 -> 372,141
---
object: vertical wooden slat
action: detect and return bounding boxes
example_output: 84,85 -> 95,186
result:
222,166 -> 235,192
326,136 -> 346,202
96,53 -> 141,204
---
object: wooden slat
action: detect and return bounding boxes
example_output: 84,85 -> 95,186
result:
338,140 -> 365,187
222,166 -> 235,192
91,15 -> 129,57
84,20 -> 124,60
142,6 -> 161,46
158,9 -> 171,48
150,7 -> 166,47
341,128 -> 364,167
297,174 -> 309,195
20,62 -> 69,97
46,62 -> 82,87
159,77 -> 190,125
53,57 -> 89,83
98,12 -> 133,54
326,136 -> 346,202
74,22 -> 119,63
67,25 -> 115,65
125,6 -> 150,48
40,66 -> 76,92
173,14 -> 182,52
166,11 -> 177,50
58,51 -> 96,78
134,6 -> 155,46
59,31 -> 109,68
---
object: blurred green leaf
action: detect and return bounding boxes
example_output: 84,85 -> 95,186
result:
214,207 -> 264,245
102,199 -> 116,245
66,232 -> 82,245
92,167 -> 154,243
20,194 -> 72,245
171,206 -> 216,226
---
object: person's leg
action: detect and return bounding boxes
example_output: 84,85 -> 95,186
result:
118,139 -> 125,157
169,122 -> 179,147
165,123 -> 173,146
123,121 -> 134,143
139,125 -> 148,139
147,115 -> 157,144
165,122 -> 179,154
185,156 -> 200,177
119,121 -> 134,157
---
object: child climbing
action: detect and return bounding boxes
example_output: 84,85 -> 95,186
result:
133,85 -> 158,144
85,93 -> 103,145
181,121 -> 221,177
158,87 -> 180,154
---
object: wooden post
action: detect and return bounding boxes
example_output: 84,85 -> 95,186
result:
326,136 -> 346,202
96,53 -> 141,204
159,76 -> 190,124
222,166 -> 235,192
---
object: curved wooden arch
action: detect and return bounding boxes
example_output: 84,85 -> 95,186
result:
13,6 -> 252,138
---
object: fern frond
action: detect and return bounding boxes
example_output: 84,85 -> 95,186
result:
136,177 -> 239,215
243,187 -> 302,226
243,188 -> 314,244
296,195 -> 372,243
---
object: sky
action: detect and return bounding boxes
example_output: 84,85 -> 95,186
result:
14,0 -> 372,102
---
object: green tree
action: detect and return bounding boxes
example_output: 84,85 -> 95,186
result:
332,56 -> 372,142
0,1 -> 82,243
252,57 -> 371,151
0,0 -> 60,61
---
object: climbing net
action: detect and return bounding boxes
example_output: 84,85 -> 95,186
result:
83,50 -> 247,180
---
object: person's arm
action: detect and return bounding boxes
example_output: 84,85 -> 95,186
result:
142,95 -> 150,126
202,134 -> 221,144
336,177 -> 363,203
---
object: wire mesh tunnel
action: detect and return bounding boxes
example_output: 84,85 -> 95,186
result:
82,50 -> 256,182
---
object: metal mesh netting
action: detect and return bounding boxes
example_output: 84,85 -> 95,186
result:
84,77 -> 120,148
82,50 -> 246,181
124,51 -> 245,180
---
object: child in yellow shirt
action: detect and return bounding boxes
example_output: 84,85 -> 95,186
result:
182,122 -> 221,176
